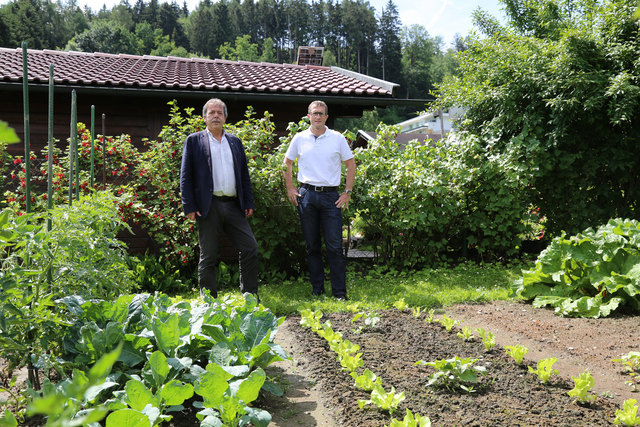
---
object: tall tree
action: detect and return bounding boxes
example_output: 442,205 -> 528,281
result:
2,0 -> 48,49
284,0 -> 311,60
211,0 -> 235,51
377,0 -> 402,83
187,4 -> 215,56
240,0 -> 258,43
69,19 -> 138,53
109,1 -> 135,31
325,0 -> 343,66
341,0 -> 376,74
401,24 -> 437,98
309,0 -> 328,46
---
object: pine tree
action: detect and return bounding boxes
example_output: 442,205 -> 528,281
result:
378,0 -> 403,83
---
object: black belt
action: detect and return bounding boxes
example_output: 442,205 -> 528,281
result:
301,183 -> 338,192
213,195 -> 237,201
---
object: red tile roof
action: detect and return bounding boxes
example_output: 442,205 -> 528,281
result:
0,47 -> 396,97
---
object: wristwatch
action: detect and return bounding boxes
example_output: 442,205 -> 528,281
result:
344,189 -> 352,195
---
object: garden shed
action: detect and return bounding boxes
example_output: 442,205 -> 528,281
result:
0,47 -> 423,156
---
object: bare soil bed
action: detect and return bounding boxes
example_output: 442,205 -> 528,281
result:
264,300 -> 640,426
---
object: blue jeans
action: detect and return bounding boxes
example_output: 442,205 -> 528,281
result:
297,187 -> 346,297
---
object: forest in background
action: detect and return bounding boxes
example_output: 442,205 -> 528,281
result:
0,0 -> 469,126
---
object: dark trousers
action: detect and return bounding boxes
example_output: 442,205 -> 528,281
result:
197,197 -> 259,297
297,187 -> 347,297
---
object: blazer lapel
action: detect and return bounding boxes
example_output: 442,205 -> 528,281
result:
200,131 -> 212,173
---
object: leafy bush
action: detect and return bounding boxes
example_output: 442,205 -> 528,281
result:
229,108 -> 306,276
353,124 -> 530,267
0,192 -> 135,375
511,218 -> 640,318
436,1 -> 640,237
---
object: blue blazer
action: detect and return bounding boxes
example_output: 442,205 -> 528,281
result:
180,130 -> 255,218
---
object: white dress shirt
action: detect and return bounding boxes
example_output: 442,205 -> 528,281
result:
207,129 -> 237,197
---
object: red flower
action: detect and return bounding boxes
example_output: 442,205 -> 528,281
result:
13,158 -> 21,165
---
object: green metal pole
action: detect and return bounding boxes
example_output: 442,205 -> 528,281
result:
74,95 -> 79,201
102,114 -> 106,186
69,90 -> 76,206
90,105 -> 95,188
47,64 -> 54,286
47,64 -> 54,224
21,42 -> 31,214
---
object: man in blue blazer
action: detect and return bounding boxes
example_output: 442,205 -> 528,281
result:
180,98 -> 259,298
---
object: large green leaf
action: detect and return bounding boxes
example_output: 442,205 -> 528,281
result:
160,379 -> 194,406
232,368 -> 265,405
124,379 -> 158,412
194,370 -> 229,408
105,408 -> 151,427
152,314 -> 181,356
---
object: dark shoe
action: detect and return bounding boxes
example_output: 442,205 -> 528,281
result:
335,295 -> 348,301
312,290 -> 324,297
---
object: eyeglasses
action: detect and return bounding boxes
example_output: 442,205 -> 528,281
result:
308,112 -> 326,117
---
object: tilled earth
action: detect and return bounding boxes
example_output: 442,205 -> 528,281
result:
263,301 -> 640,426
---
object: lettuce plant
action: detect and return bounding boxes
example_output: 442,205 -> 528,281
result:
457,326 -> 474,341
614,399 -> 640,426
358,383 -> 406,415
416,356 -> 486,393
505,345 -> 529,364
386,408 -> 431,427
567,371 -> 596,404
435,314 -> 458,332
476,328 -> 496,351
352,311 -> 381,333
613,352 -> 640,391
351,369 -> 382,391
528,357 -> 559,383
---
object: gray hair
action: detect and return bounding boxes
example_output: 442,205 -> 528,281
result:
202,98 -> 228,118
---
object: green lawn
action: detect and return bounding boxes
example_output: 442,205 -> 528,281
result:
212,260 -> 531,317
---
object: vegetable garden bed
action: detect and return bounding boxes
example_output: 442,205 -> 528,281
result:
261,303 -> 640,426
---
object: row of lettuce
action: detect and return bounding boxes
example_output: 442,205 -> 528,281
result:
299,308 -> 640,426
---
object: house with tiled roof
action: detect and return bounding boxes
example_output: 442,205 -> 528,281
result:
0,47 -> 423,155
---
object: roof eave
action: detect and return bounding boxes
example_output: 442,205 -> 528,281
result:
0,81 -> 429,108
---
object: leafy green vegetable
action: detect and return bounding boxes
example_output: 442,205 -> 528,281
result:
435,314 -> 458,331
614,398 -> 640,426
457,326 -> 474,341
351,369 -> 382,391
505,345 -> 529,364
476,328 -> 496,351
358,383 -> 406,414
567,371 -> 597,404
512,218 -> 640,318
528,357 -> 559,383
416,356 -> 486,393
386,408 -> 431,427
613,351 -> 640,391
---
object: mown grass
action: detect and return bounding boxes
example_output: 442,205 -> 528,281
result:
213,260 -> 533,317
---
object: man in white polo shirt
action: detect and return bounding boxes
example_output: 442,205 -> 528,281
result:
283,100 -> 356,300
